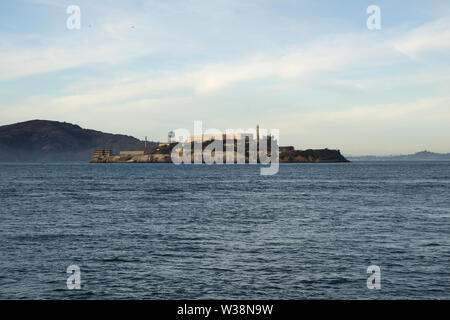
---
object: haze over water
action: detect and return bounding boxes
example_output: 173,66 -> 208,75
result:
0,162 -> 449,299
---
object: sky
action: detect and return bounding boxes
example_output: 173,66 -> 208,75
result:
0,0 -> 449,155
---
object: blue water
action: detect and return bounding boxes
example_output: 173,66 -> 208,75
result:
0,162 -> 449,299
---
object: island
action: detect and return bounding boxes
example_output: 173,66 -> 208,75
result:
90,140 -> 349,163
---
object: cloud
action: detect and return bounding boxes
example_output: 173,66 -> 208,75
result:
268,96 -> 450,155
11,32 -> 389,107
394,19 -> 450,59
0,33 -> 159,81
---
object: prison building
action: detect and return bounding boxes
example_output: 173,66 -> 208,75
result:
93,149 -> 112,157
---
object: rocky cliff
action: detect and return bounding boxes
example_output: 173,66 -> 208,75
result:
279,148 -> 349,163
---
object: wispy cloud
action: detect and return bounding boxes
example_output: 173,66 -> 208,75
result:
394,19 -> 450,59
269,96 -> 450,155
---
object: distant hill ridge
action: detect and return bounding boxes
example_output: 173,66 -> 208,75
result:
347,150 -> 450,161
0,120 -> 155,162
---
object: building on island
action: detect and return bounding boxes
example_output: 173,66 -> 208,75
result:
91,124 -> 327,163
93,149 -> 112,157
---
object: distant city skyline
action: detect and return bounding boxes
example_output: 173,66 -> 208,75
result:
1,0 -> 450,155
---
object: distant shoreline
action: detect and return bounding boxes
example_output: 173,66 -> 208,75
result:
347,151 -> 450,161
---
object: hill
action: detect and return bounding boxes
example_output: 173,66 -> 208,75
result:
347,151 -> 450,161
0,120 -> 156,162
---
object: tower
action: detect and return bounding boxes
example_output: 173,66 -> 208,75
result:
256,124 -> 260,150
144,136 -> 148,148
168,131 -> 174,143
256,124 -> 260,162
